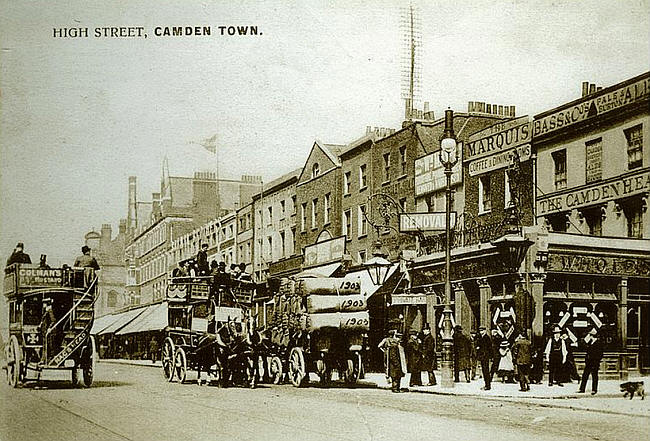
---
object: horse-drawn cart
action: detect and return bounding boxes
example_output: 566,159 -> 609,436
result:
265,276 -> 368,387
3,264 -> 98,387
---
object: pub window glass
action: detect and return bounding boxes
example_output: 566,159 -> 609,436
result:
625,124 -> 643,170
627,307 -> 639,345
552,149 -> 567,190
622,197 -> 644,238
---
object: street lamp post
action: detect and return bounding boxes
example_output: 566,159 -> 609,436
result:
439,109 -> 458,388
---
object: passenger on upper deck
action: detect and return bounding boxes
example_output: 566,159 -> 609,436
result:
6,242 -> 32,267
73,245 -> 100,270
196,243 -> 209,275
38,254 -> 51,269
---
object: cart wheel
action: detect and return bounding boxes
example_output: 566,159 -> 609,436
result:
161,337 -> 175,382
288,347 -> 306,387
343,351 -> 362,385
82,336 -> 96,388
6,336 -> 22,388
269,356 -> 283,384
174,347 -> 187,384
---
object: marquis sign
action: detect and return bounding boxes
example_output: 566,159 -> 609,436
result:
465,117 -> 532,161
533,74 -> 650,138
468,144 -> 532,176
537,169 -> 650,215
399,212 -> 456,232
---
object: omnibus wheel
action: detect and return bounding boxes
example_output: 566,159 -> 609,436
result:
161,337 -> 175,382
82,336 -> 96,387
269,356 -> 283,384
174,347 -> 187,384
6,336 -> 22,388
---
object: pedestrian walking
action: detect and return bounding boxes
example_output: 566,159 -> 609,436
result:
406,330 -> 423,387
490,329 -> 503,382
578,328 -> 604,395
149,336 -> 159,363
378,329 -> 406,393
561,332 -> 580,383
530,345 -> 544,384
497,340 -> 515,383
512,331 -> 532,391
544,326 -> 567,387
469,331 -> 478,380
421,324 -> 437,386
453,325 -> 472,383
475,326 -> 493,390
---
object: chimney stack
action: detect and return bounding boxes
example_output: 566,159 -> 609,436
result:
582,81 -> 589,97
100,223 -> 112,249
589,83 -> 596,95
118,219 -> 127,235
127,176 -> 137,234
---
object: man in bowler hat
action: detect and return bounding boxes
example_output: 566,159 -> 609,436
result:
475,326 -> 493,390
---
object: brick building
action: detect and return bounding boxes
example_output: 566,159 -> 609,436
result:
236,201 -> 254,273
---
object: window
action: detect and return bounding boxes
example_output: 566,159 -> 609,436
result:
399,197 -> 407,212
280,200 -> 286,218
312,162 -> 320,178
547,213 -> 568,233
359,164 -> 367,189
344,171 -> 351,195
504,172 -> 513,208
311,198 -> 318,229
267,236 -> 273,259
229,225 -> 233,237
358,250 -> 367,264
624,198 -> 644,238
552,149 -> 567,190
267,206 -> 273,224
400,146 -> 407,174
358,204 -> 367,237
343,209 -> 351,239
324,193 -> 331,224
583,208 -> 603,236
625,124 -> 643,169
280,231 -> 286,257
478,175 -> 492,213
383,153 -> 391,182
291,196 -> 296,215
585,138 -> 602,183
290,228 -> 296,254
301,203 -> 307,231
107,290 -> 118,308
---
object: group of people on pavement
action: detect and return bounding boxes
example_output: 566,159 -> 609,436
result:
380,321 -> 604,395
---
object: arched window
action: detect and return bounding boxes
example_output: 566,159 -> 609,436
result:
107,290 -> 119,307
311,163 -> 320,178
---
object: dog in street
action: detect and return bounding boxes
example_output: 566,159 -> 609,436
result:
620,381 -> 645,400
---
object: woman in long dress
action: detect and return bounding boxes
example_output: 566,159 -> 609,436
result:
497,340 -> 515,383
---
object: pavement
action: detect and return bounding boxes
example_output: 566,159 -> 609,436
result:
3,361 -> 648,441
100,358 -> 649,417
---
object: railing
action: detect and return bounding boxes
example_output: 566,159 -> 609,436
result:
420,221 -> 507,255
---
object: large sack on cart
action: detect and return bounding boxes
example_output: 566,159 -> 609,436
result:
306,311 -> 370,331
306,294 -> 366,313
296,278 -> 361,296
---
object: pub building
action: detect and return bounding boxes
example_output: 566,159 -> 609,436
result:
404,71 -> 649,377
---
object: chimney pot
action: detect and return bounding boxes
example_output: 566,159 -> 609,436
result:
424,102 -> 429,113
510,105 -> 516,117
582,81 -> 589,97
486,104 -> 492,114
589,83 -> 596,95
498,105 -> 504,116
596,86 -> 603,92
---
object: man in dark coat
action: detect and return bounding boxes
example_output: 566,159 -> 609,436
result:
6,242 -> 31,267
512,331 -> 532,391
378,330 -> 406,393
421,324 -> 437,386
578,328 -> 604,395
453,325 -> 472,382
406,330 -> 423,386
196,243 -> 209,275
74,245 -> 100,270
475,326 -> 493,390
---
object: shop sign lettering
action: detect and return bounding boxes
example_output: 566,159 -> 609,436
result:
533,75 -> 650,137
537,170 -> 650,215
19,268 -> 63,287
414,143 -> 463,197
548,253 -> 650,277
468,144 -> 531,176
465,118 -> 531,161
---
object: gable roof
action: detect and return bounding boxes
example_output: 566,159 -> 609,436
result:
297,140 -> 344,184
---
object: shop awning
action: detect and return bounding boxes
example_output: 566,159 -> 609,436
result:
345,264 -> 399,298
116,302 -> 167,335
295,262 -> 341,278
91,313 -> 120,335
97,306 -> 147,335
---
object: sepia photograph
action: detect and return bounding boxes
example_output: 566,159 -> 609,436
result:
1,1 -> 649,440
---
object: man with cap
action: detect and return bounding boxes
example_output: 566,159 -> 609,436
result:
578,328 -> 604,395
74,246 -> 100,270
475,326 -> 493,390
421,323 -> 437,386
378,329 -> 406,393
6,242 -> 32,267
544,325 -> 567,387
196,243 -> 209,275
406,329 -> 423,387
512,330 -> 532,391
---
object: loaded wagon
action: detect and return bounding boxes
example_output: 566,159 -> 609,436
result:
3,264 -> 97,387
265,276 -> 368,387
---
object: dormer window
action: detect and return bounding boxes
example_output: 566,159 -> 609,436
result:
312,163 -> 320,178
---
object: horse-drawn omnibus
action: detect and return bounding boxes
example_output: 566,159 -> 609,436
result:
161,275 -> 261,387
3,264 -> 97,387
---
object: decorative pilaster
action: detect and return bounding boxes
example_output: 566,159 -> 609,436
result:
477,277 -> 491,329
529,272 -> 546,344
453,281 -> 471,331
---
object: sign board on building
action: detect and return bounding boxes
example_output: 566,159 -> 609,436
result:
399,212 -> 456,232
585,139 -> 603,184
533,74 -> 650,138
18,268 -> 63,288
465,117 -> 532,161
414,143 -> 463,197
548,253 -> 650,277
303,235 -> 346,268
391,294 -> 428,305
537,169 -> 650,215
468,144 -> 532,176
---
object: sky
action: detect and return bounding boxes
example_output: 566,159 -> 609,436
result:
0,0 -> 649,265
